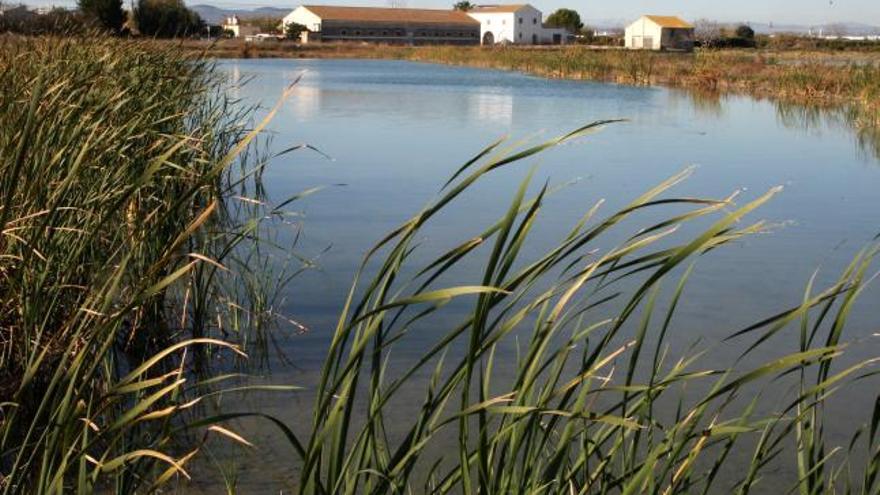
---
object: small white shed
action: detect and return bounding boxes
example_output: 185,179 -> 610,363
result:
625,15 -> 694,51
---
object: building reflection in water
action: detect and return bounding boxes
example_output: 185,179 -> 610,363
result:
468,90 -> 515,127
283,81 -> 516,129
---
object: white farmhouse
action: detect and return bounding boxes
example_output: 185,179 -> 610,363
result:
282,4 -> 570,45
625,15 -> 695,51
282,5 -> 481,44
466,4 -> 569,45
222,15 -> 260,38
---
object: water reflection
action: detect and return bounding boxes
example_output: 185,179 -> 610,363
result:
291,84 -> 322,120
209,59 -> 880,494
775,101 -> 880,161
285,79 -> 517,127
283,75 -> 521,128
470,91 -> 514,126
669,86 -> 880,161
668,89 -> 725,118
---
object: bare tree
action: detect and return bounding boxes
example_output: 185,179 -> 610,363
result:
693,18 -> 722,44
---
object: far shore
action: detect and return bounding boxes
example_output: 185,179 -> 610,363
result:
178,39 -> 880,125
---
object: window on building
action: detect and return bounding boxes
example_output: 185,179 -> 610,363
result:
532,18 -> 537,24
486,19 -> 491,25
518,17 -> 522,24
519,32 -> 522,39
502,19 -> 506,25
341,29 -> 347,35
354,30 -> 361,35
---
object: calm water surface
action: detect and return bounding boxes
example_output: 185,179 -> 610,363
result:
198,59 -> 880,492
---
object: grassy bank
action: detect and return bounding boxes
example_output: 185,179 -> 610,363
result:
3,35 -> 880,495
184,40 -> 880,126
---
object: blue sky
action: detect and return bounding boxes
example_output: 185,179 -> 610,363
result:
25,0 -> 880,25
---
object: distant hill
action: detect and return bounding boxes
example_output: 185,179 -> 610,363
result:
191,4 -> 290,24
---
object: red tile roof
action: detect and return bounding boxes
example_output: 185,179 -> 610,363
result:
643,15 -> 694,29
302,5 -> 479,25
469,4 -> 528,13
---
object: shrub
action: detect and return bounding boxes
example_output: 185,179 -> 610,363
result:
545,8 -> 583,34
133,0 -> 202,38
78,0 -> 126,33
0,6 -> 88,34
735,24 -> 755,40
285,21 -> 307,40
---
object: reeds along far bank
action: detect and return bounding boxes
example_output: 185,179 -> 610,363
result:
182,39 -> 880,113
403,46 -> 880,101
0,36 -> 300,493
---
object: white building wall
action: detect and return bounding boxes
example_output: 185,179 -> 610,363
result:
283,6 -> 323,32
222,17 -> 260,38
467,5 -> 567,45
467,11 -> 515,44
509,5 -> 542,44
281,4 -> 568,45
625,17 -> 662,50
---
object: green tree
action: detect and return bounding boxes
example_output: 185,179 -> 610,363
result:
544,8 -> 583,33
579,25 -> 596,43
78,0 -> 125,32
735,24 -> 755,40
284,21 -> 306,40
452,1 -> 474,11
731,24 -> 755,48
133,0 -> 202,37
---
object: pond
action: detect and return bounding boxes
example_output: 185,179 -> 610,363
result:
200,58 -> 880,493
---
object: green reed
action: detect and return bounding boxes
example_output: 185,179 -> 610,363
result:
281,126 -> 880,494
0,35 -> 304,493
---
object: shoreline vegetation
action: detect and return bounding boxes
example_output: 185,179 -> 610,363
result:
3,35 -> 880,494
0,35 -> 299,493
181,40 -> 880,127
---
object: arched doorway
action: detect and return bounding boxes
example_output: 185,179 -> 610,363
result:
482,31 -> 494,45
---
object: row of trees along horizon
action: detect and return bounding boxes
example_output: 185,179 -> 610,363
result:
0,0 -> 205,36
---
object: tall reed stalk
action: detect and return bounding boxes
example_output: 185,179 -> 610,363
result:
282,126 -> 880,494
0,36 -> 303,493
